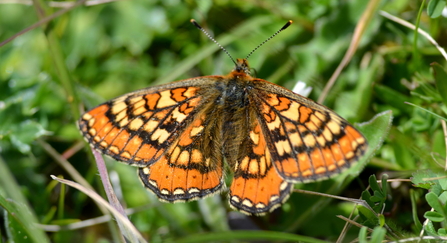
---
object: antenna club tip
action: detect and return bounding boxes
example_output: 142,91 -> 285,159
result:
190,19 -> 201,29
281,20 -> 293,30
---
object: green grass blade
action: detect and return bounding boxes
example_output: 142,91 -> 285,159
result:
0,156 -> 50,243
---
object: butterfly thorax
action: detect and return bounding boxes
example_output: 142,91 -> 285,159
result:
215,63 -> 261,171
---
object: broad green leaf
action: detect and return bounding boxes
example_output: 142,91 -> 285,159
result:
425,220 -> 437,235
426,192 -> 444,214
370,227 -> 387,243
424,211 -> 445,222
358,227 -> 368,243
358,205 -> 379,227
411,170 -> 439,190
427,0 -> 447,18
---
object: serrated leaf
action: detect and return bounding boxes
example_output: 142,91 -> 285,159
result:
427,0 -> 447,18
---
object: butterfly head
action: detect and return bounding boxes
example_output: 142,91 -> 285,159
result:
233,58 -> 251,75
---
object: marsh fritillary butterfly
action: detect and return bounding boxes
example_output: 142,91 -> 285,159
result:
78,20 -> 367,215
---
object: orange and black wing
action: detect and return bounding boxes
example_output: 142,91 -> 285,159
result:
78,84 -> 202,165
78,78 -> 225,201
228,111 -> 293,215
138,112 -> 225,202
251,80 -> 368,183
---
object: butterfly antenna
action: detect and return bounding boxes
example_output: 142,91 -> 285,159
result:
245,20 -> 293,60
191,19 -> 237,66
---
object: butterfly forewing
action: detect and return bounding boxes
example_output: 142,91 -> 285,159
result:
250,79 -> 367,183
79,78 -> 212,164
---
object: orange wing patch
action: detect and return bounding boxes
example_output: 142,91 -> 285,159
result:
256,93 -> 367,183
78,87 -> 202,165
139,114 -> 224,201
229,122 -> 292,215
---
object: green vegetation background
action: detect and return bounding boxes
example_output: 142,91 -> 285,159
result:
1,0 -> 447,242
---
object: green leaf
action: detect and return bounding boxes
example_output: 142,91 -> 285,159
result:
426,192 -> 444,214
0,196 -> 49,243
358,205 -> 379,227
9,120 -> 51,153
362,190 -> 373,204
410,189 -> 423,232
369,174 -> 380,192
425,220 -> 437,235
438,191 -> 447,204
432,62 -> 447,107
405,102 -> 447,123
411,170 -> 439,190
378,214 -> 385,227
370,226 -> 386,243
0,157 -> 49,243
424,211 -> 445,222
427,0 -> 447,18
358,227 -> 368,243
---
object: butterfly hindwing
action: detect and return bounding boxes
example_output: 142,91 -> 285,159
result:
228,109 -> 293,215
139,112 -> 225,202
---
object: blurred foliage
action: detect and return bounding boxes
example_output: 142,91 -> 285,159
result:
1,0 -> 447,242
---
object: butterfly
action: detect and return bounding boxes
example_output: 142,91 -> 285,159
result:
78,20 -> 367,215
